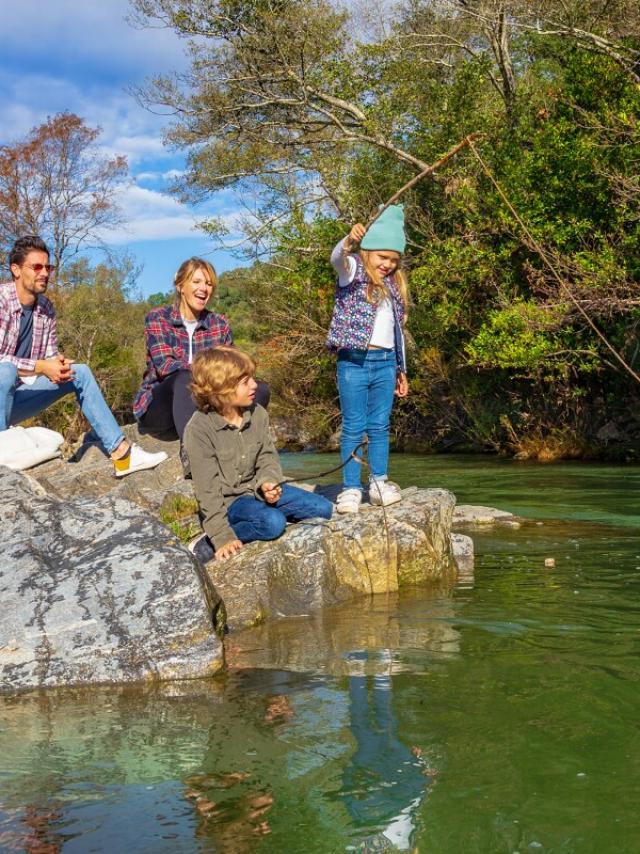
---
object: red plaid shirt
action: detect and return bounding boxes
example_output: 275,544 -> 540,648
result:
0,281 -> 58,373
133,304 -> 233,419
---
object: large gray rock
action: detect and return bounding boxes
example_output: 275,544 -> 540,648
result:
0,466 -> 223,695
25,430 -> 469,634
204,485 -> 457,631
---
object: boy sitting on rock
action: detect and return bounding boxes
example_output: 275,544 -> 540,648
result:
185,346 -> 333,563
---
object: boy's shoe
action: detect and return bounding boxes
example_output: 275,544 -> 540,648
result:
113,443 -> 168,477
336,488 -> 362,514
369,480 -> 402,507
188,533 -> 215,565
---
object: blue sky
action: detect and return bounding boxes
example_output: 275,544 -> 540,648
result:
0,0 -> 243,298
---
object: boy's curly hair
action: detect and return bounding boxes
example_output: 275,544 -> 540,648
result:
190,346 -> 256,413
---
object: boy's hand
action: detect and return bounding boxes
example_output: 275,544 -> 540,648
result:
215,539 -> 243,560
344,222 -> 366,251
395,372 -> 409,398
261,482 -> 282,504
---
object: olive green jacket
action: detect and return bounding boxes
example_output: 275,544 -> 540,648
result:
184,404 -> 283,548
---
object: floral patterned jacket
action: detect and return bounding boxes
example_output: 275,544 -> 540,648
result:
326,247 -> 407,373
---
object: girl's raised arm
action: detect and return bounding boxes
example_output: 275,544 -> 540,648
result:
331,222 -> 366,288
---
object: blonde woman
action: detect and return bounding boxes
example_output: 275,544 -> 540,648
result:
134,257 -> 269,443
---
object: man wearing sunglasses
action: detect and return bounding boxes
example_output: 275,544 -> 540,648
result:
0,235 -> 167,476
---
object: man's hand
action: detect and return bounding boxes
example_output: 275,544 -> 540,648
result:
395,372 -> 409,398
344,222 -> 366,251
35,354 -> 74,384
260,482 -> 283,504
214,539 -> 243,560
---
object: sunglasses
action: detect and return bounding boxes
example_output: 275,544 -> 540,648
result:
24,263 -> 56,274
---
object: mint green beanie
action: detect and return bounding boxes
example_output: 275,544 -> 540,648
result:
360,204 -> 406,254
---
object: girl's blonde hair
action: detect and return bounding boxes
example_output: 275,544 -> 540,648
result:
190,346 -> 256,413
360,250 -> 409,317
173,257 -> 218,308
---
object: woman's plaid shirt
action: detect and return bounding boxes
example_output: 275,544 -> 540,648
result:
133,304 -> 233,420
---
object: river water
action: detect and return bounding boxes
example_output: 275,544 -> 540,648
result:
2,455 -> 639,853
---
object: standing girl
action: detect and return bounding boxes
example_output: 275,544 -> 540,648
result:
327,205 -> 409,513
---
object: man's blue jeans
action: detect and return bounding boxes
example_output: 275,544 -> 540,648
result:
227,484 -> 333,543
337,348 -> 397,490
0,362 -> 125,453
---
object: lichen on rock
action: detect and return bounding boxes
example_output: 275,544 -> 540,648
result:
0,465 -> 224,695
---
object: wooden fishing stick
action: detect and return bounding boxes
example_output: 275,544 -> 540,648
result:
364,133 -> 480,232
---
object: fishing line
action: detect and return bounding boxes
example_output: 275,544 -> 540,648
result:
468,137 -> 640,386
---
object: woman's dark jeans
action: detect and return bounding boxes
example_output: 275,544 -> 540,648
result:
139,369 -> 271,440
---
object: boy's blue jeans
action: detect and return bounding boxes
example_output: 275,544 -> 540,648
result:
227,484 -> 333,543
337,348 -> 397,490
0,361 -> 125,453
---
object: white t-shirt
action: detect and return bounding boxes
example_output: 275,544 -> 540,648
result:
183,319 -> 198,364
369,298 -> 395,348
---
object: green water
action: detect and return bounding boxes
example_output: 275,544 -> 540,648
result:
2,455 -> 640,853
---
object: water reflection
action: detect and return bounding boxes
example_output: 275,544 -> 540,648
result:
0,589 -> 460,853
339,650 -> 434,852
226,586 -> 462,676
5,504 -> 640,851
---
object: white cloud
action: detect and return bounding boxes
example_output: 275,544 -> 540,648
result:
1,0 -> 189,82
105,184 -> 198,242
104,184 -> 242,244
135,168 -> 186,183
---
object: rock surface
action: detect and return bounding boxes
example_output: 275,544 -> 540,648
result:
453,504 -> 521,527
31,424 -> 186,513
451,533 -> 475,580
13,426 -> 491,672
204,485 -> 457,631
0,466 -> 224,695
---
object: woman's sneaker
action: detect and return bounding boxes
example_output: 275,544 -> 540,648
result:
369,480 -> 402,507
336,488 -> 362,514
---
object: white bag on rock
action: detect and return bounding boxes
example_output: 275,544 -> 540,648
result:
0,425 -> 65,470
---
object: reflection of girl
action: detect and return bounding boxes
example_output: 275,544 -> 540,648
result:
133,257 -> 269,444
341,650 -> 432,852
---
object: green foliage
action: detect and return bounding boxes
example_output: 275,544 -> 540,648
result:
33,257 -> 159,439
465,302 -> 563,370
131,0 -> 640,456
160,494 -> 201,542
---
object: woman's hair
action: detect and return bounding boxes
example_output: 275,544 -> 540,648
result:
190,346 -> 256,413
360,250 -> 409,316
173,257 -> 218,308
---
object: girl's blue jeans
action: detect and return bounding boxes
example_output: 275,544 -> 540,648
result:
227,484 -> 333,543
0,361 -> 125,453
337,348 -> 397,490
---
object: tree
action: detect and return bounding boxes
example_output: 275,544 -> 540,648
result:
131,0 -> 640,457
0,113 -> 128,274
130,0 -> 436,258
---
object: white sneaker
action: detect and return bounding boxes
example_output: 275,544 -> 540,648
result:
113,443 -> 168,477
336,488 -> 362,514
369,479 -> 402,507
